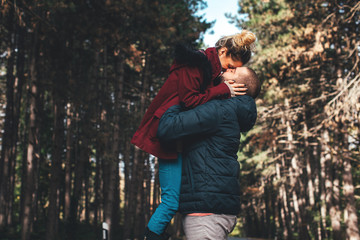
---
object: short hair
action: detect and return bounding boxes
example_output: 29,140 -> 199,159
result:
235,67 -> 261,99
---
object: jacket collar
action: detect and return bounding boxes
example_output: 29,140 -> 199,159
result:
205,47 -> 222,81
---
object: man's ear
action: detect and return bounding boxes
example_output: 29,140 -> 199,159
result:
224,79 -> 234,84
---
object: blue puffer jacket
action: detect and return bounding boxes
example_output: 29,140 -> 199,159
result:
157,95 -> 257,215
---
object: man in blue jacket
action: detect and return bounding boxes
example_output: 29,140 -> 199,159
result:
157,67 -> 260,240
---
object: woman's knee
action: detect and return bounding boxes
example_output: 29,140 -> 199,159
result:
162,196 -> 179,212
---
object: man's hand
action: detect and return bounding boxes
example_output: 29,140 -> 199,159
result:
226,80 -> 248,96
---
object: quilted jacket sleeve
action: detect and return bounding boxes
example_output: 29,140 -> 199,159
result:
157,102 -> 220,142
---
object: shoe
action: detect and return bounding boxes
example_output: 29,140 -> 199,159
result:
144,227 -> 170,240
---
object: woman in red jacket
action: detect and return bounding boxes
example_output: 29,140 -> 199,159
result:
132,30 -> 256,240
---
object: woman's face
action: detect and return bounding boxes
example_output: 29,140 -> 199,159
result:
221,67 -> 242,82
218,47 -> 243,70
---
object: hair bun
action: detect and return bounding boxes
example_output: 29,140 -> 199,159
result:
234,30 -> 256,51
215,29 -> 257,64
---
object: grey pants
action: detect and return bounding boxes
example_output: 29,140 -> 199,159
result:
182,214 -> 237,240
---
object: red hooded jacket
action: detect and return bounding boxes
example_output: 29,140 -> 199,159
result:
131,46 -> 231,159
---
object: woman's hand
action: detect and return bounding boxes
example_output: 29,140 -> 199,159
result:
225,80 -> 248,96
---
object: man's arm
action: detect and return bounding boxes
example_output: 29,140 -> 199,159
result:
157,103 -> 220,142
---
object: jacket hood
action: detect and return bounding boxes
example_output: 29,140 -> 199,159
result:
234,96 -> 257,132
174,44 -> 210,67
171,45 -> 222,92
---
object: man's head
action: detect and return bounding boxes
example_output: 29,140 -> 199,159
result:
221,67 -> 261,99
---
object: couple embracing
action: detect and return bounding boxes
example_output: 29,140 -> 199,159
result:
132,30 -> 261,240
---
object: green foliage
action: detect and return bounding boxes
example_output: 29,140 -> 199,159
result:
0,0 -> 210,239
232,0 -> 360,238
0,0 -> 211,238
2,0 -> 358,238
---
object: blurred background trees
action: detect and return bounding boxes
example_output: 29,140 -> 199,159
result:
0,1 -> 210,239
0,0 -> 359,239
235,0 -> 360,239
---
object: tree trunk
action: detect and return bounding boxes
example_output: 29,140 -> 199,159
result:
152,157 -> 160,215
0,4 -> 15,229
329,154 -> 341,240
284,101 -> 305,238
93,51 -> 102,226
103,53 -> 124,240
340,120 -> 360,240
64,103 -> 73,221
279,100 -> 294,239
343,153 -> 360,240
303,118 -> 315,207
135,151 -> 146,239
46,97 -> 65,240
134,52 -> 152,239
128,146 -> 141,238
67,113 -> 89,240
326,122 -> 342,240
113,52 -> 125,236
21,27 -> 40,240
82,159 -> 90,223
277,159 -> 290,239
322,127 -> 339,239
123,136 -> 132,239
124,51 -> 151,239
71,130 -> 88,223
9,23 -> 26,227
94,142 -> 101,226
144,156 -> 152,228
319,129 -> 328,239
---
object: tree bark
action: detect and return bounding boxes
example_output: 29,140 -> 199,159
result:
84,160 -> 90,223
134,52 -> 152,239
64,103 -> 73,221
283,101 -> 305,238
319,129 -> 328,239
343,153 -> 360,240
93,51 -> 102,226
103,52 -> 124,240
8,23 -> 26,227
152,157 -> 160,219
329,155 -> 342,240
94,142 -> 101,225
322,128 -> 339,239
123,138 -> 132,239
303,117 -> 315,207
0,4 -> 15,228
340,119 -> 360,240
135,151 -> 146,239
46,96 -> 65,240
70,128 -> 89,223
144,156 -> 152,227
277,159 -> 290,239
21,26 -> 40,240
327,123 -> 342,240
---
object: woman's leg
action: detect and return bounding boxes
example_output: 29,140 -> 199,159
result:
147,154 -> 182,235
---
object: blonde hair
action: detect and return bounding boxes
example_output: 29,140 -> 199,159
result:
215,30 -> 256,64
